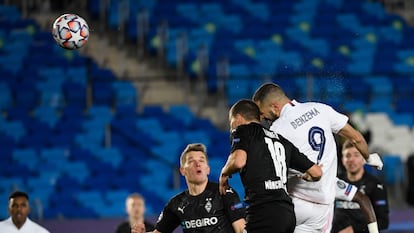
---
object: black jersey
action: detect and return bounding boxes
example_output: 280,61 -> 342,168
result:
333,172 -> 389,232
155,181 -> 245,233
231,122 -> 315,207
115,220 -> 154,233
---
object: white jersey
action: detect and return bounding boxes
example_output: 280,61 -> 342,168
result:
0,217 -> 50,233
270,100 -> 348,204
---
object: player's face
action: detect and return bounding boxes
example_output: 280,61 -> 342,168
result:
126,197 -> 145,220
9,196 -> 30,226
181,151 -> 210,185
342,147 -> 365,174
255,101 -> 278,122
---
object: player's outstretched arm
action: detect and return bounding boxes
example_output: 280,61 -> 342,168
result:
338,123 -> 369,160
338,124 -> 383,170
353,191 -> 379,233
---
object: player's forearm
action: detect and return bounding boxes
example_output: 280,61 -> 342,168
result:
353,136 -> 369,160
377,214 -> 390,230
221,158 -> 240,177
231,218 -> 246,233
354,192 -> 377,223
339,124 -> 369,159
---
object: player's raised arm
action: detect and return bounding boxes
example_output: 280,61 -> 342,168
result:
338,123 -> 383,169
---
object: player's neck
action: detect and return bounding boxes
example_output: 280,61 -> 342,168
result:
187,180 -> 208,196
12,217 -> 27,229
347,169 -> 364,182
129,217 -> 144,225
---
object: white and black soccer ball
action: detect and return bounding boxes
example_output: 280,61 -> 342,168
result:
52,14 -> 89,50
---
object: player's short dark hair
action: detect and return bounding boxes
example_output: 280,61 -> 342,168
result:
9,191 -> 29,201
180,143 -> 208,167
252,82 -> 285,103
230,99 -> 261,121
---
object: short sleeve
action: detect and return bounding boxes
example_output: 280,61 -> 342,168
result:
230,126 -> 250,153
325,104 -> 348,133
155,203 -> 181,233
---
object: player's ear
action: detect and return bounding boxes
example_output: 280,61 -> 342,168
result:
179,167 -> 186,176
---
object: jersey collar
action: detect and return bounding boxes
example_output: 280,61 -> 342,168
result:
280,99 -> 298,117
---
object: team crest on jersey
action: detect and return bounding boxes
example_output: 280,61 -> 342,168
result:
205,198 -> 212,213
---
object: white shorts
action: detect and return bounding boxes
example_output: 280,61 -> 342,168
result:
335,177 -> 358,201
292,196 -> 334,233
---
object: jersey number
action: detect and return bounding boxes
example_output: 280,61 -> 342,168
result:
308,126 -> 326,164
265,138 -> 287,184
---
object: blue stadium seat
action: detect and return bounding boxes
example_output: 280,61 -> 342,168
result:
382,155 -> 405,185
168,104 -> 194,126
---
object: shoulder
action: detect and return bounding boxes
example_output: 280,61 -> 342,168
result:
205,182 -> 222,195
363,172 -> 384,186
116,221 -> 130,229
27,219 -> 50,233
165,190 -> 189,208
235,123 -> 255,133
364,172 -> 382,183
0,219 -> 9,229
301,101 -> 333,111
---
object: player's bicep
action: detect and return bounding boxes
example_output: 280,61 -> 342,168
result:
229,149 -> 247,169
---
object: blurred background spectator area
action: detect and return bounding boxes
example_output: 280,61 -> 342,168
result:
1,0 -> 414,232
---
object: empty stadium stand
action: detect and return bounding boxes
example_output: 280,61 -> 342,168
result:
1,2 -> 414,229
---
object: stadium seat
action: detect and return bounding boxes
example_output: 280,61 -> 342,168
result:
382,155 -> 405,185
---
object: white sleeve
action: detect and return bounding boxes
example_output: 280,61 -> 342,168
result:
325,104 -> 348,133
335,177 -> 358,201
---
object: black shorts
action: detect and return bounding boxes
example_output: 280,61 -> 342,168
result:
245,201 -> 296,233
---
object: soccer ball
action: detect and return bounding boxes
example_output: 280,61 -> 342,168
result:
52,14 -> 89,50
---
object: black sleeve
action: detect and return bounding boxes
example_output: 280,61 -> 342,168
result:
230,126 -> 249,153
155,202 -> 181,233
221,186 -> 246,223
281,137 -> 315,172
115,222 -> 129,233
144,221 -> 155,232
370,182 -> 390,230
